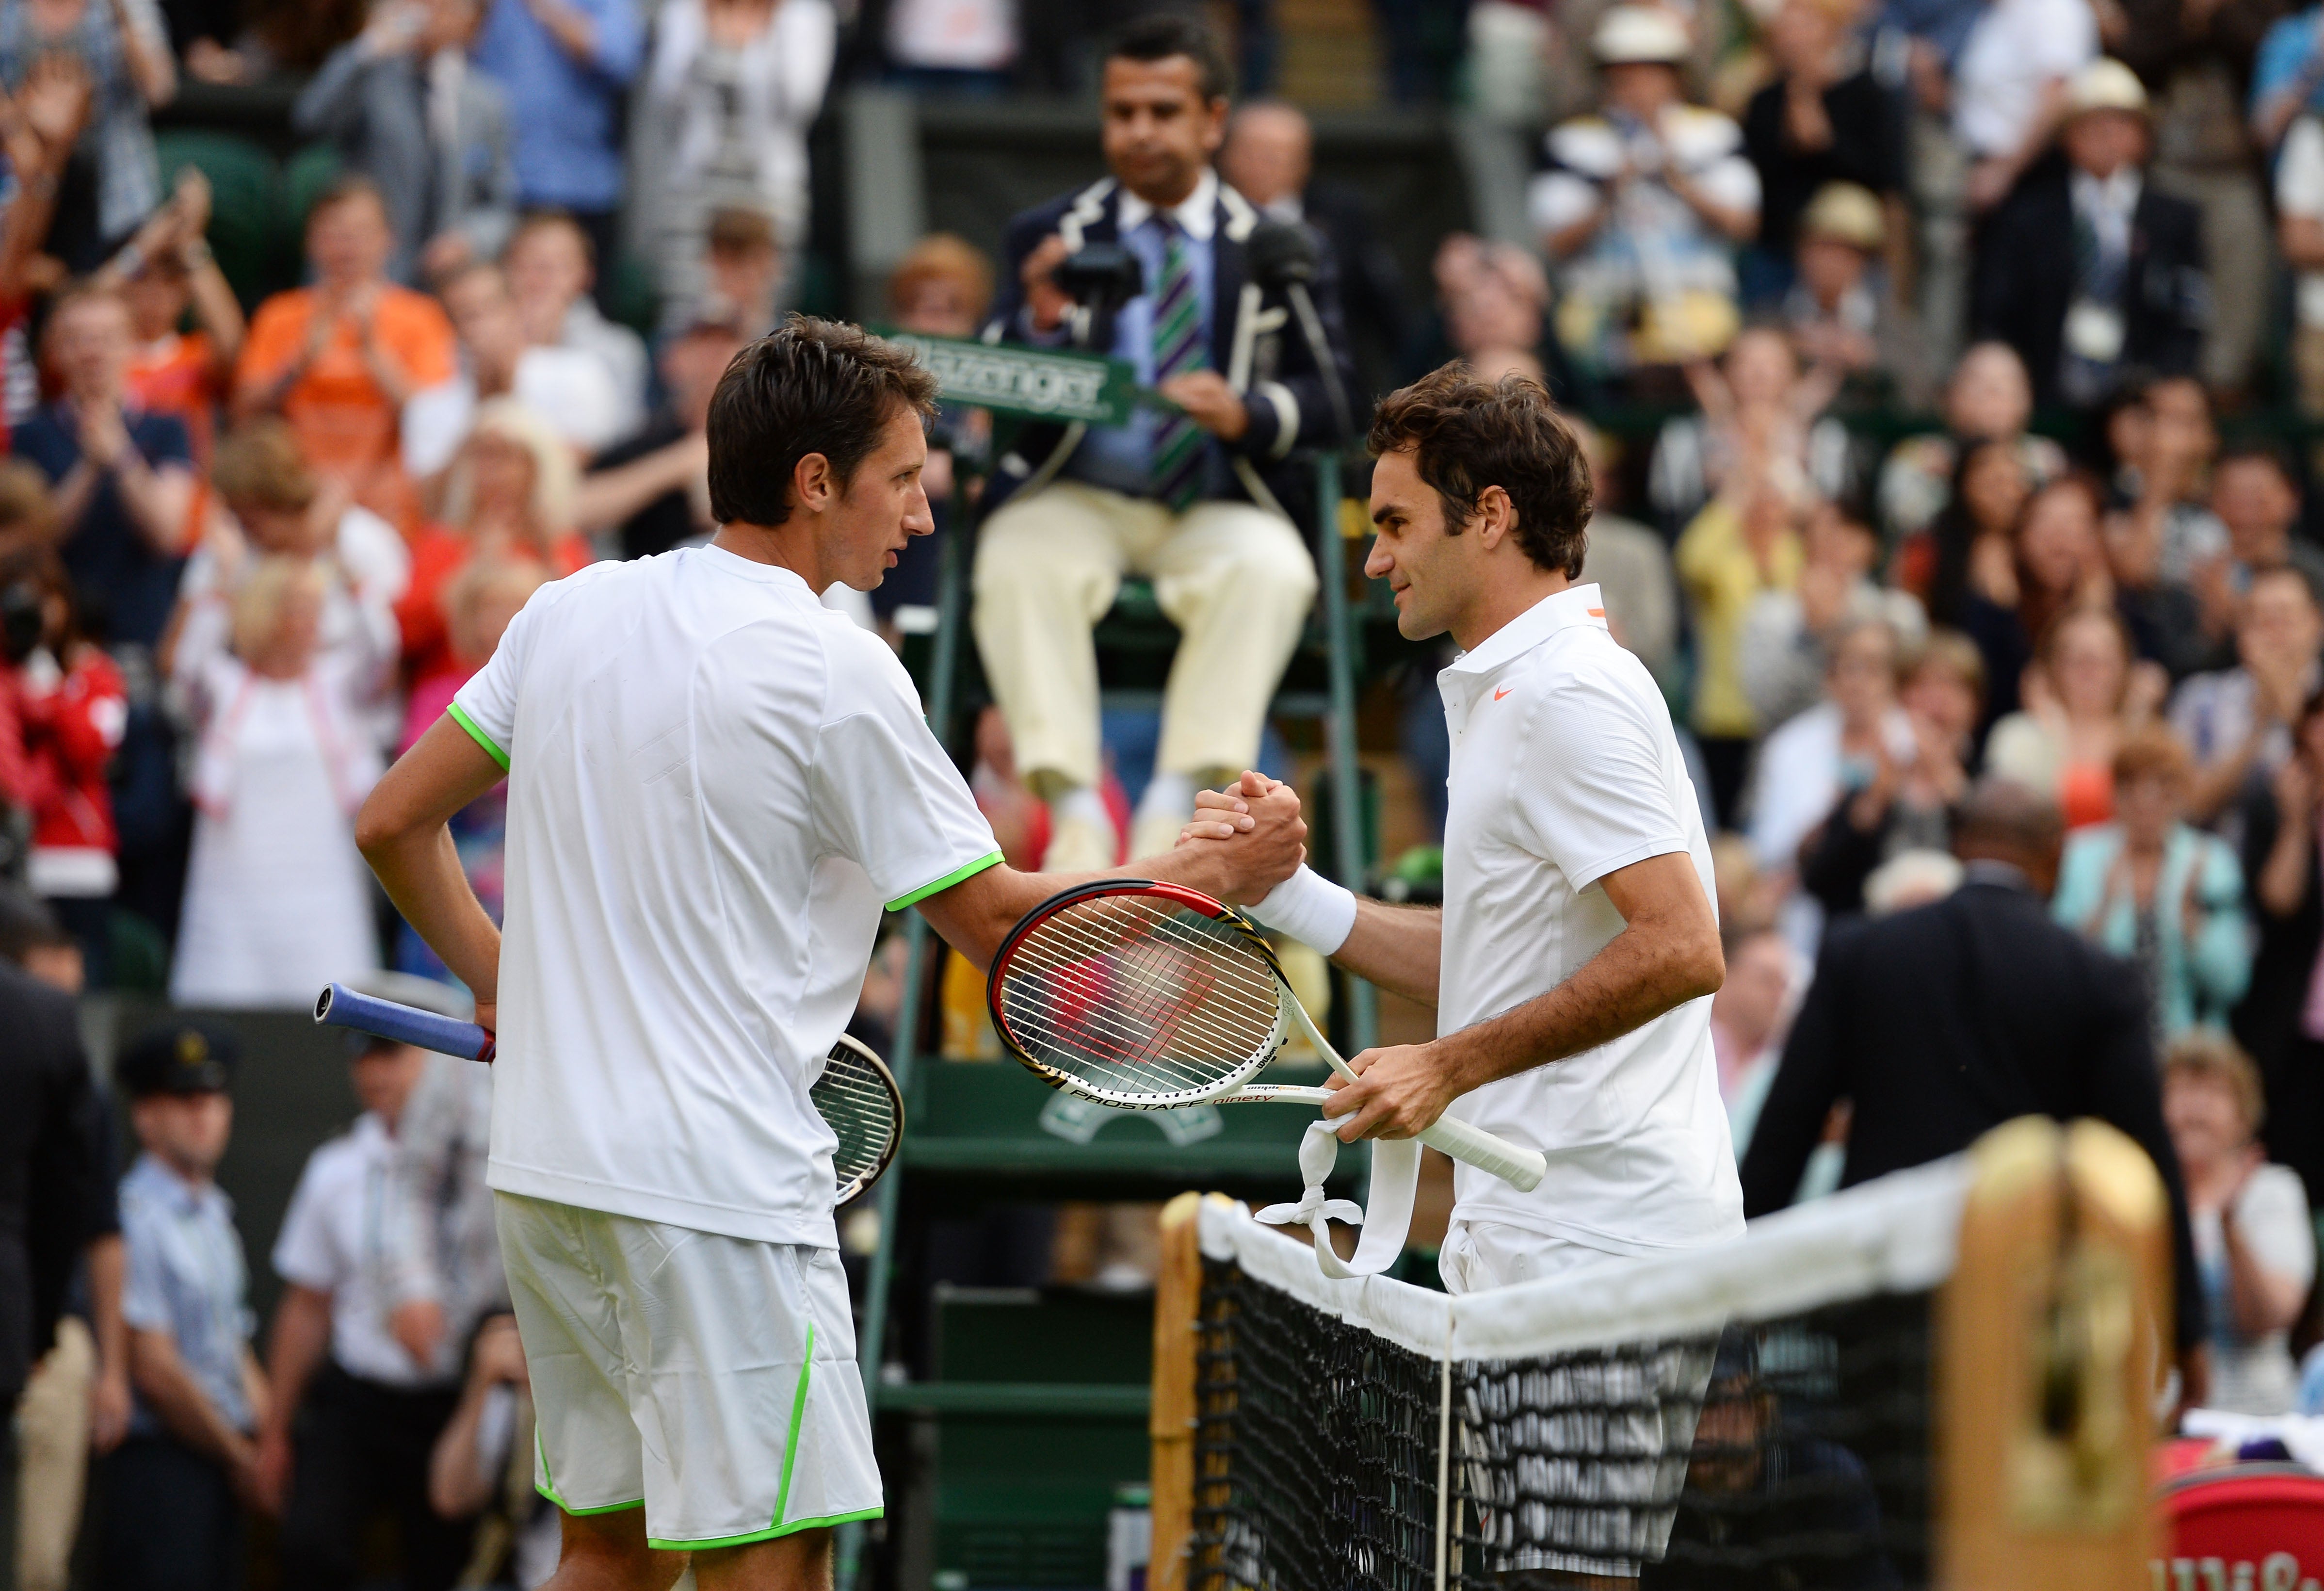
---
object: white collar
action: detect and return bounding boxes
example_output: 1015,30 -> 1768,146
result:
2070,165 -> 2141,211
699,541 -> 823,601
1118,167 -> 1219,241
1443,583 -> 1609,677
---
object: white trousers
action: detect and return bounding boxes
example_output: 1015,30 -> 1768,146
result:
971,481 -> 1319,791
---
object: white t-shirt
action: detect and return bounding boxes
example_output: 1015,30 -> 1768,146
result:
2195,1163 -> 2317,1415
1434,583 -> 1745,1256
273,1114 -> 459,1387
1953,0 -> 2097,158
401,348 -> 624,477
452,547 -> 1001,1247
2279,116 -> 2324,329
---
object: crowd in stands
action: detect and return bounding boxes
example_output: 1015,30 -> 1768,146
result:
29,0 -> 2324,1581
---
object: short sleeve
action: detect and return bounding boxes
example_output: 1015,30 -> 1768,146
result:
1528,172 -> 1600,237
270,1153 -> 341,1293
2240,1165 -> 2317,1290
120,1203 -> 171,1331
1693,154 -> 1762,216
808,638 -> 1001,910
2282,118 -> 2324,217
1512,671 -> 1694,893
389,296 -> 459,389
449,582 -> 551,770
2028,0 -> 2096,73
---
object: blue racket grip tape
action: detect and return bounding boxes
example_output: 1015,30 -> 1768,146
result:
314,983 -> 496,1064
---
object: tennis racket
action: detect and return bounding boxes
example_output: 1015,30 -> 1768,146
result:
985,881 -> 1548,1191
313,985 -> 904,1204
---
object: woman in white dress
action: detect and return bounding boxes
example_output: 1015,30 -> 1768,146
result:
170,555 -> 385,1006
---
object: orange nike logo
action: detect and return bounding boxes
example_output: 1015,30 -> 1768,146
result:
1493,687 -> 1513,701
1588,608 -> 1606,618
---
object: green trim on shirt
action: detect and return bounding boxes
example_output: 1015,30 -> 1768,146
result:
445,702 -> 510,772
883,849 -> 1003,913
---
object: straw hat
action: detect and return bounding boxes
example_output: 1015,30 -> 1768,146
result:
1801,182 -> 1887,251
1593,5 -> 1692,64
2066,58 -> 2149,119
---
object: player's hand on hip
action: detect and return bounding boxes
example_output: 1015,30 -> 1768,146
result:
1321,1044 -> 1457,1143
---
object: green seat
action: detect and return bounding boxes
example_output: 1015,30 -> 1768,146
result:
149,130 -> 280,309
279,143 -> 345,280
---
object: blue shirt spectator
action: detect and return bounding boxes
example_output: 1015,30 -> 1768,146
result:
471,0 -> 644,222
2253,9 -> 2324,149
118,1152 -> 255,1438
1879,0 -> 1985,69
12,403 -> 191,649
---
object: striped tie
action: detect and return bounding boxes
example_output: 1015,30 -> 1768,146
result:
1149,217 -> 1208,513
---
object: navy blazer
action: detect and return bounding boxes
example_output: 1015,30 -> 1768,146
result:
980,174 -> 1359,519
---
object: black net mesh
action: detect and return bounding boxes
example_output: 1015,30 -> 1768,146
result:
1192,1259 -> 1932,1591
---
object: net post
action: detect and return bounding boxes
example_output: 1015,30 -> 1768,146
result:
1150,1191 -> 1208,1591
1937,1115 -> 2168,1591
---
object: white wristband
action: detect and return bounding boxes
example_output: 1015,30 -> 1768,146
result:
1247,864 -> 1357,956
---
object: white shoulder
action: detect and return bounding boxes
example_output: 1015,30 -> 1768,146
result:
1548,117 -> 1623,177
1662,105 -> 1743,164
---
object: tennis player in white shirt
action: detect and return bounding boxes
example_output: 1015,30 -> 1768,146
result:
1187,361 -> 1744,1294
353,318 -> 1302,1591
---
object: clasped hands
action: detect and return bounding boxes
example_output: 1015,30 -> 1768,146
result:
1175,771 -> 1466,1146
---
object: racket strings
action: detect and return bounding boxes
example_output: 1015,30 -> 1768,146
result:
811,1054 -> 895,1185
1000,896 -> 1284,1095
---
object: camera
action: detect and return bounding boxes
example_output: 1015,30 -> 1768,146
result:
1052,244 -> 1146,316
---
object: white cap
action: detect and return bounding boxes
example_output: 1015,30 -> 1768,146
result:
2066,58 -> 2149,119
1593,5 -> 1692,64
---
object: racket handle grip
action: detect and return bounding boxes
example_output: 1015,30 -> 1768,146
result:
1419,1114 -> 1547,1192
314,984 -> 496,1064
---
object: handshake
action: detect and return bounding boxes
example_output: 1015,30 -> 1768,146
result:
1168,771 -> 1313,908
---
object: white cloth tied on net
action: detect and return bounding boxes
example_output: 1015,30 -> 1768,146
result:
1252,1118 -> 1422,1279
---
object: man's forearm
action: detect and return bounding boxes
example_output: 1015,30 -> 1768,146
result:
365,823 -> 502,1001
262,1288 -> 332,1441
88,1234 -> 127,1383
130,1331 -> 253,1465
1432,920 -> 1718,1093
1328,898 -> 1441,1006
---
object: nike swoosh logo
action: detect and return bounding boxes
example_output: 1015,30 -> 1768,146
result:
1493,687 -> 1513,701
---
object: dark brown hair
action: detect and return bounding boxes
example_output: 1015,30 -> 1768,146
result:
1108,14 -> 1235,102
1366,361 -> 1595,576
707,317 -> 940,528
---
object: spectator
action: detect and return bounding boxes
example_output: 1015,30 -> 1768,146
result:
1433,233 -> 1550,376
2163,1031 -> 2314,1414
178,418 -> 407,750
0,545 -> 126,981
256,1035 -> 473,1591
1781,182 -> 1925,405
1712,926 -> 1808,1153
12,282 -> 194,650
291,0 -> 517,285
169,556 -> 385,1005
400,401 -> 588,684
1219,98 -> 1408,392
1961,473 -> 2114,722
0,880 -> 86,990
2174,566 -> 2324,825
2252,0 -> 2324,151
2277,108 -> 2324,418
1989,607 -> 2165,828
424,1314 -> 556,1589
1649,325 -> 1850,530
0,0 -> 174,270
1529,4 -> 1759,385
881,0 -> 1018,92
1740,0 -> 1903,306
1800,627 -> 1985,918
877,234 -> 994,624
1903,433 -> 2037,622
232,177 -> 459,531
693,202 -> 785,337
97,167 -> 245,472
470,0 -> 643,284
1952,0 -> 2098,211
974,15 -> 1348,865
574,315 -> 740,561
0,56 -> 93,380
101,1023 -> 266,1591
1741,497 -> 1927,731
2052,727 -> 2252,1045
1571,417 -> 1680,685
1678,475 -> 1806,823
1877,340 -> 2066,549
401,260 -> 622,481
1973,61 -> 2208,410
501,211 -> 648,436
2213,444 -> 2324,603
2107,374 -> 2229,608
633,0 -> 837,317
2232,686 -> 2324,1194
1740,777 -> 2206,1372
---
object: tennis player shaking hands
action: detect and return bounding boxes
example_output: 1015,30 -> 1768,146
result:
1182,362 -> 1744,1294
354,319 -> 1301,1591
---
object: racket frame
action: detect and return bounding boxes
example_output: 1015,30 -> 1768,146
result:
822,1032 -> 904,1206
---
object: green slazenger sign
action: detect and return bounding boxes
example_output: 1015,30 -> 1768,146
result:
874,328 -> 1152,427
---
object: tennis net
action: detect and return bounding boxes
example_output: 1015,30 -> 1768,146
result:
1178,1156 -> 1970,1591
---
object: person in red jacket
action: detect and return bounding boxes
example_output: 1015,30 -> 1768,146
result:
0,547 -> 127,983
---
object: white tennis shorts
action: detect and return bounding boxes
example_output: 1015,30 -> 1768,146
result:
494,1191 -> 882,1550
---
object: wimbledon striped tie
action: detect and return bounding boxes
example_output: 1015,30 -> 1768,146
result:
1149,217 -> 1208,513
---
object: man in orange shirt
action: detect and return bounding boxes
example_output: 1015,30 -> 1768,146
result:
234,177 -> 456,531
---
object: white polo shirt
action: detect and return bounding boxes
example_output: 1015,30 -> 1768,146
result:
1436,583 -> 1744,1255
449,546 -> 1001,1248
274,1114 -> 458,1387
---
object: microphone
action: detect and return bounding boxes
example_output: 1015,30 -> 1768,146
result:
1242,219 -> 1350,445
